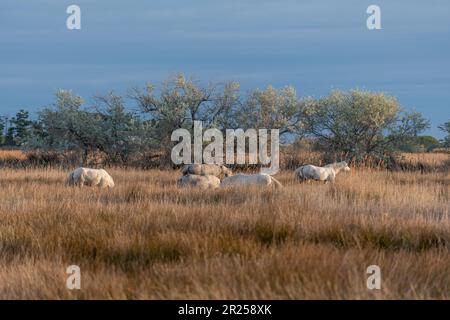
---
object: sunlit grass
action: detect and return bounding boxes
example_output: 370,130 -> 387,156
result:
0,167 -> 448,299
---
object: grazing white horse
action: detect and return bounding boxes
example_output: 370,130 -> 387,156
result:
295,161 -> 350,183
67,167 -> 115,188
178,174 -> 221,190
182,164 -> 232,178
220,173 -> 283,188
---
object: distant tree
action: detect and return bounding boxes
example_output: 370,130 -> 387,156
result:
299,90 -> 430,162
28,90 -> 98,163
5,126 -> 14,146
92,92 -> 152,164
396,135 -> 441,152
8,109 -> 32,146
234,85 -> 301,141
439,121 -> 450,147
0,116 -> 6,145
28,90 -> 150,165
20,78 -> 439,168
129,73 -> 240,158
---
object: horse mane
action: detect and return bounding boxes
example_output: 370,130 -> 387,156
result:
325,161 -> 347,170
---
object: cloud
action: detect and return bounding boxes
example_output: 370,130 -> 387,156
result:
0,0 -> 449,136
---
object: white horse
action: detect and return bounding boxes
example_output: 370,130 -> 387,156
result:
178,174 -> 221,190
295,161 -> 350,183
182,164 -> 232,178
220,173 -> 283,188
67,167 -> 115,188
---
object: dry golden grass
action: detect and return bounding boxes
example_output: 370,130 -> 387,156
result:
400,152 -> 450,167
0,167 -> 448,299
0,149 -> 27,161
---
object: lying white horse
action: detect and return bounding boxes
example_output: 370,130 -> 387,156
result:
295,161 -> 350,183
182,164 -> 232,178
178,174 -> 221,190
67,167 -> 115,188
220,173 -> 283,188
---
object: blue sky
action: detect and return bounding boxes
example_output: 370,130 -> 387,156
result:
1,0 -> 449,137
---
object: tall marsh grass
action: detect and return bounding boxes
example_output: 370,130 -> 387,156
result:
0,168 -> 448,299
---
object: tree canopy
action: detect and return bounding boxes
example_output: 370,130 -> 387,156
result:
0,75 -> 438,166
299,90 -> 431,161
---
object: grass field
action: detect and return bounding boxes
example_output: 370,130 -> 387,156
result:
399,152 -> 450,167
0,167 -> 449,299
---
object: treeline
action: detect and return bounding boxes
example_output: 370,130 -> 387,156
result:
0,110 -> 32,147
1,74 -> 449,168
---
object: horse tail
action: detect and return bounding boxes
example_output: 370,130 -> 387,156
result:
67,172 -> 74,186
295,166 -> 305,180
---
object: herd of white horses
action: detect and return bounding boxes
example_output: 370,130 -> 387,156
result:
66,161 -> 351,190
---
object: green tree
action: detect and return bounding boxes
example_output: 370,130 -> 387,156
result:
234,85 -> 301,141
28,90 -> 98,163
93,92 -> 151,164
129,74 -> 240,159
299,90 -> 430,162
0,116 -> 6,145
5,127 -> 14,146
9,109 -> 32,146
439,121 -> 450,147
396,135 -> 441,152
29,90 -> 148,165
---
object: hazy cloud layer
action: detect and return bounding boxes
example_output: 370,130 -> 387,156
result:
1,0 -> 449,136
